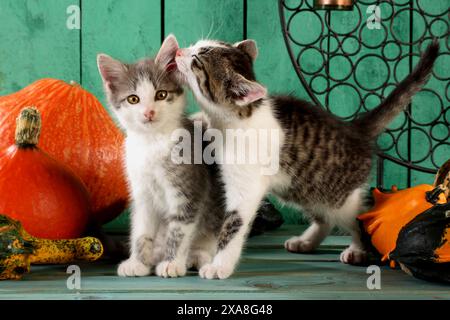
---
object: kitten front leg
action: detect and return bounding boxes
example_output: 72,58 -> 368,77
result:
117,199 -> 160,277
187,250 -> 213,270
199,176 -> 268,280
187,233 -> 218,270
155,218 -> 198,278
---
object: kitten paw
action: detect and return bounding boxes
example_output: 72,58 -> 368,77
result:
284,236 -> 316,253
156,260 -> 187,278
117,258 -> 151,277
340,247 -> 367,265
199,263 -> 234,280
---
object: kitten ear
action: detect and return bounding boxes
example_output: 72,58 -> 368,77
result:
234,39 -> 258,61
230,74 -> 267,106
155,34 -> 179,69
97,53 -> 127,92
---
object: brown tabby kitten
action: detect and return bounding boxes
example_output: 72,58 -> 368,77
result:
174,36 -> 439,279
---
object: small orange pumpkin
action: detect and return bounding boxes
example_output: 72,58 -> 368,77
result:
0,79 -> 128,224
0,108 -> 91,239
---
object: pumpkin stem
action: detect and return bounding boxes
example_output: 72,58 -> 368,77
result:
69,80 -> 81,87
15,107 -> 41,147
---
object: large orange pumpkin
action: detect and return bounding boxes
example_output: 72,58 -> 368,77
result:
0,79 -> 128,224
0,108 -> 91,239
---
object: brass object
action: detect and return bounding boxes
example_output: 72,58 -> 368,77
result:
314,0 -> 354,10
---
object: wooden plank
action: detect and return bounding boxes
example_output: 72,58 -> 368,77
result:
165,0 -> 243,48
246,225 -> 351,248
409,1 -> 449,181
165,0 -> 244,113
1,226 -> 449,300
0,0 -> 80,95
327,2 -> 411,188
81,0 -> 161,108
81,0 -> 161,232
248,0 -> 308,98
2,261 -> 449,300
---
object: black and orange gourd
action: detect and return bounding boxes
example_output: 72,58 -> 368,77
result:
359,163 -> 450,283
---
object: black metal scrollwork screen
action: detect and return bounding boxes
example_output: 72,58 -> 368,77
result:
279,0 -> 449,189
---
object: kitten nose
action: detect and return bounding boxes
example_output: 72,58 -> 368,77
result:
176,49 -> 183,57
144,110 -> 155,121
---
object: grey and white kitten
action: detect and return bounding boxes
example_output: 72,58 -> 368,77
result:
97,36 -> 225,278
175,37 -> 439,279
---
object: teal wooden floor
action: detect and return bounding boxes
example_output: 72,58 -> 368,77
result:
1,225 -> 449,300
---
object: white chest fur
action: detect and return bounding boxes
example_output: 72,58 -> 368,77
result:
206,101 -> 286,210
125,133 -> 179,215
212,101 -> 285,179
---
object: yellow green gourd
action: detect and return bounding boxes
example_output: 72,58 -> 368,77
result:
0,215 -> 103,280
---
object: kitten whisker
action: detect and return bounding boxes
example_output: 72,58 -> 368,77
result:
205,17 -> 215,41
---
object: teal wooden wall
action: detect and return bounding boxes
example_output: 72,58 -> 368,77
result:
0,0 -> 448,226
0,0 -> 304,110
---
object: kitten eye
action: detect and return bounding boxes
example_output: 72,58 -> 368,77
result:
155,90 -> 168,101
192,58 -> 201,69
127,95 -> 140,104
191,56 -> 205,70
198,47 -> 211,55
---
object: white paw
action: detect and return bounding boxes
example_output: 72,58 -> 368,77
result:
340,246 -> 367,265
199,263 -> 234,280
117,258 -> 151,277
187,251 -> 213,270
156,260 -> 187,278
284,236 -> 316,253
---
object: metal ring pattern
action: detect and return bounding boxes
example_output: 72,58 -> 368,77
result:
279,0 -> 450,187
